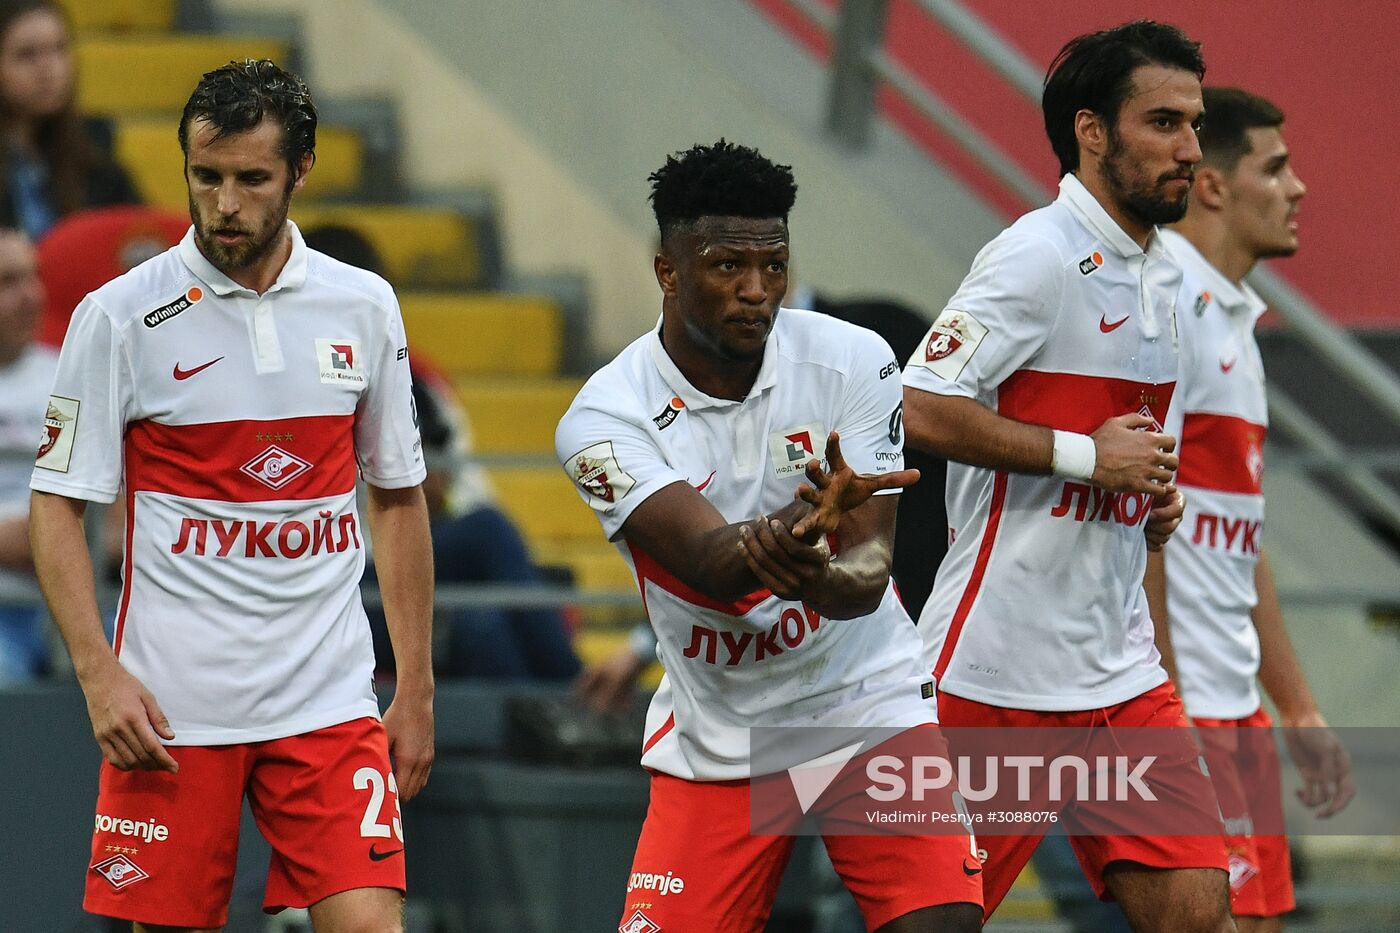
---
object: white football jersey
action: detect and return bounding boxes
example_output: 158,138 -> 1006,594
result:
1159,229 -> 1267,719
556,309 -> 936,781
903,174 -> 1179,711
31,223 -> 424,744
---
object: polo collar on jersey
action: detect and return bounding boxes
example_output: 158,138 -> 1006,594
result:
1057,173 -> 1171,263
1159,229 -> 1267,326
177,220 -> 309,298
648,314 -> 782,410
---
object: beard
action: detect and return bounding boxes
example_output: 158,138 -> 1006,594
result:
1100,129 -> 1192,228
189,188 -> 292,275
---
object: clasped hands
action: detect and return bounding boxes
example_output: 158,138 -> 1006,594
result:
737,432 -> 919,599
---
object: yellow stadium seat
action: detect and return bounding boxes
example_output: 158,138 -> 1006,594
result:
76,36 -> 289,115
399,293 -> 561,377
60,0 -> 175,33
115,119 -> 364,209
491,467 -> 597,543
534,540 -> 634,593
293,205 -> 479,286
453,377 -> 582,454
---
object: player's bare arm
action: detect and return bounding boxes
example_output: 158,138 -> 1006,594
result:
29,490 -> 178,773
1253,551 -> 1354,817
904,388 -> 1177,495
1143,550 -> 1181,681
620,480 -> 814,603
365,483 -> 435,801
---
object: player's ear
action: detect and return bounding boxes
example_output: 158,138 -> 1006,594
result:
654,251 -> 678,297
290,151 -> 314,195
1074,108 -> 1108,164
1192,165 -> 1228,211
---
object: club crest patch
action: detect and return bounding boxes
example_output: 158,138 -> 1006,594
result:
570,441 -> 636,508
35,396 -> 80,472
913,309 -> 987,381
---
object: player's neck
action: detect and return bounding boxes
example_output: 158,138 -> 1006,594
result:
1074,169 -> 1153,250
206,229 -> 293,295
1170,216 -> 1255,287
659,321 -> 761,402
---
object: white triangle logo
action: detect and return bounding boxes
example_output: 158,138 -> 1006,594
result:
787,741 -> 864,814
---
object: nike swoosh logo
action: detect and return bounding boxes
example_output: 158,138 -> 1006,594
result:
1220,357 -> 1238,373
1099,315 -> 1129,333
962,857 -> 983,876
695,470 -> 717,492
368,845 -> 403,862
172,357 -> 224,380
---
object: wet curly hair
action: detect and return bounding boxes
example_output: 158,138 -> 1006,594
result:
178,59 -> 317,176
648,139 -> 797,243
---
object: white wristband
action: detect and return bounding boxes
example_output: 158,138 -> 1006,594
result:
1051,430 -> 1097,480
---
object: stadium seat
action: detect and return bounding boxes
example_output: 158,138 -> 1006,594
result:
453,377 -> 582,453
114,118 -> 365,207
490,467 -> 597,542
399,293 -> 561,376
60,0 -> 176,33
75,36 -> 290,115
534,540 -> 634,593
292,205 -> 481,287
36,205 -> 189,347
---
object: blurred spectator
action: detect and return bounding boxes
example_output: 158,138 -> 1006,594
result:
402,363 -> 581,680
36,204 -> 186,346
0,1 -> 139,241
302,222 -> 581,681
0,225 -> 51,681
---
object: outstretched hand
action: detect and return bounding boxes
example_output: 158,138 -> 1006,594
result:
790,432 -> 919,541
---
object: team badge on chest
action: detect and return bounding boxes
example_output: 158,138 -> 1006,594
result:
768,423 -> 824,478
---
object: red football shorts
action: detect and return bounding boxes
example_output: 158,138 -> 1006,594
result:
85,716 -> 405,928
619,732 -> 983,932
1194,707 -> 1294,918
937,682 -> 1229,919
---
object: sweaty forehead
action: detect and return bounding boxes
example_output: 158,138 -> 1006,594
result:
686,215 -> 788,251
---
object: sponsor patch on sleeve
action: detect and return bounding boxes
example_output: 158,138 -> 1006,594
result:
569,441 -> 636,509
35,396 -> 80,472
911,308 -> 988,382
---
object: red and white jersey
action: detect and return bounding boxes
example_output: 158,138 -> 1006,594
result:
31,223 -> 424,745
556,309 -> 936,781
903,174 -> 1179,711
1159,229 -> 1267,719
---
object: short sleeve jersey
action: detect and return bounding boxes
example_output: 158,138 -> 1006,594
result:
30,223 -> 425,744
902,174 -> 1180,711
556,309 -> 935,781
1159,229 -> 1268,719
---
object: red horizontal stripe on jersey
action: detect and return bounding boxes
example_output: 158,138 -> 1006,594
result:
1177,413 -> 1267,495
628,544 -> 773,617
125,415 -> 358,501
998,370 -> 1176,435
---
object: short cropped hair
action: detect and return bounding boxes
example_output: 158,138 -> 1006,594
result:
178,59 -> 317,174
648,139 -> 797,242
1197,87 -> 1285,172
1043,20 -> 1205,176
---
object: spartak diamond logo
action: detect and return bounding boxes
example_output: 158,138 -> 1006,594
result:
1137,404 -> 1163,433
240,445 -> 312,490
619,909 -> 661,933
91,853 -> 149,890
